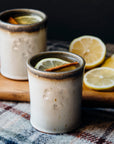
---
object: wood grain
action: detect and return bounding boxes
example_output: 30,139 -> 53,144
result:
0,74 -> 29,102
0,73 -> 113,107
82,84 -> 114,107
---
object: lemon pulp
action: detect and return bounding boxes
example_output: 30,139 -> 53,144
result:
14,15 -> 42,24
69,35 -> 106,69
83,67 -> 114,90
35,58 -> 76,72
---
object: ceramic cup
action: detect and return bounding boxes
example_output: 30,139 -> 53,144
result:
0,8 -> 47,80
27,51 -> 85,134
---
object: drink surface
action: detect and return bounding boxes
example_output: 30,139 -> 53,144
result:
34,58 -> 78,72
8,14 -> 42,25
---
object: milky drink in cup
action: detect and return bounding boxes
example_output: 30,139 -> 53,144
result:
0,8 -> 47,80
27,51 -> 85,133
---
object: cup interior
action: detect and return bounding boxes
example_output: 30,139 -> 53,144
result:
27,51 -> 85,79
0,9 -> 46,24
30,51 -> 84,67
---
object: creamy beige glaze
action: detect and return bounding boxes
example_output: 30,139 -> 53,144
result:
28,71 -> 82,133
0,28 -> 46,80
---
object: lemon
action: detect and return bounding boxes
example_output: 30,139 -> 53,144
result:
14,15 -> 42,24
102,54 -> 114,69
83,67 -> 114,91
35,58 -> 69,71
69,35 -> 106,69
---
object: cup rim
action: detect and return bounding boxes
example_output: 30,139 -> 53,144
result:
27,51 -> 85,79
0,8 -> 47,32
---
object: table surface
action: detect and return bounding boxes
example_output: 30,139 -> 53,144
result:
0,101 -> 114,144
0,40 -> 114,144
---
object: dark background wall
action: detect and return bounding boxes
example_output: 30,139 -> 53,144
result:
0,0 -> 114,43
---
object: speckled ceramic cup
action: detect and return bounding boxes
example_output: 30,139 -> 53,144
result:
27,51 -> 85,134
0,8 -> 47,80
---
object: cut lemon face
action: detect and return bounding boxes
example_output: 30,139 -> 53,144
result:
14,15 -> 42,24
102,54 -> 114,69
83,67 -> 114,90
35,58 -> 69,71
69,35 -> 106,69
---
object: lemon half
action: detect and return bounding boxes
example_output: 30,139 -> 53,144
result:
69,35 -> 106,69
83,67 -> 114,90
102,54 -> 114,69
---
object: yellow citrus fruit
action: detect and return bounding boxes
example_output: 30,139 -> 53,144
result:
35,58 -> 69,71
83,67 -> 114,91
102,54 -> 114,69
14,15 -> 42,24
69,35 -> 106,69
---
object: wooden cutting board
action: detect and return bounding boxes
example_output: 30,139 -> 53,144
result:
0,73 -> 114,107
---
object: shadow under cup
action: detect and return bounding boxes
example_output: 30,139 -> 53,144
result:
27,51 -> 85,134
0,8 -> 47,80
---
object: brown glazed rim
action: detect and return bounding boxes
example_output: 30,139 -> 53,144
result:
27,51 -> 85,79
0,8 -> 47,32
